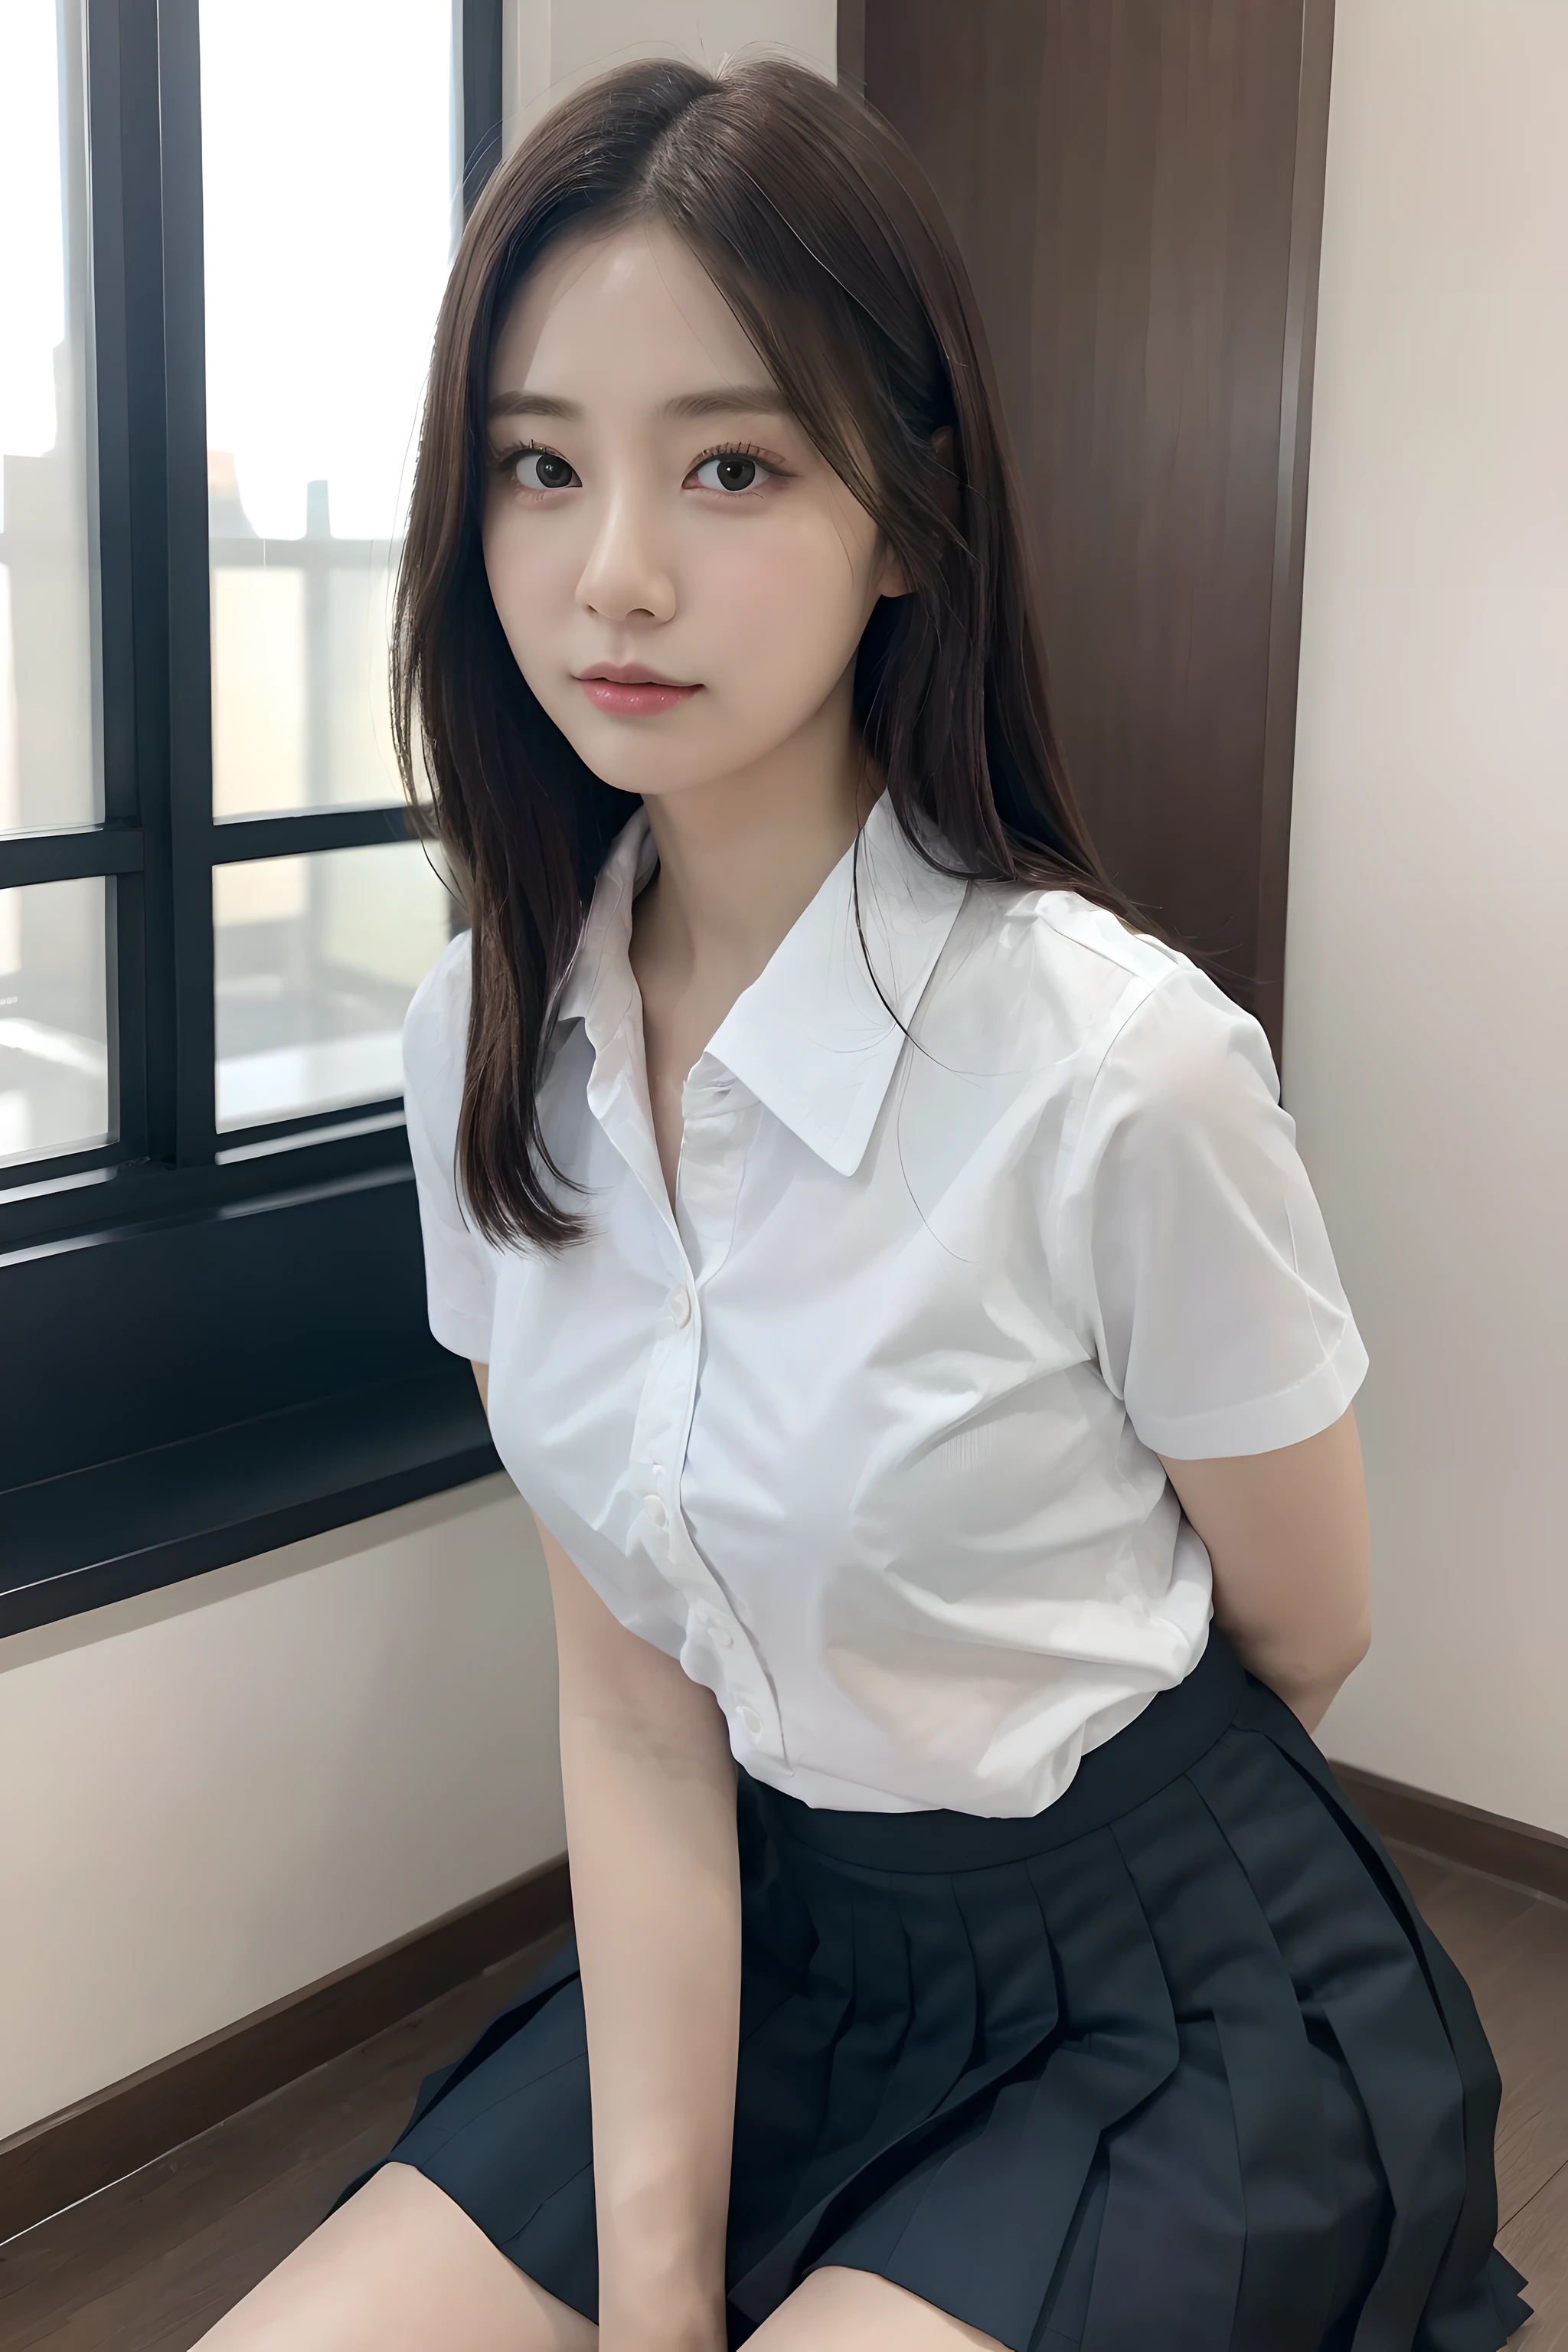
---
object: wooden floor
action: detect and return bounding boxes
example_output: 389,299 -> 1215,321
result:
0,1932 -> 570,2352
2,1844 -> 1564,2350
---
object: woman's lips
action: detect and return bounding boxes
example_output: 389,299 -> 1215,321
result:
577,675 -> 701,717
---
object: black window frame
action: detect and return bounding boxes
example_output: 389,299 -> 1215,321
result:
0,0 -> 505,1634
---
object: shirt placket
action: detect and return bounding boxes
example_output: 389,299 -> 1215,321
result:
620,1062 -> 784,1764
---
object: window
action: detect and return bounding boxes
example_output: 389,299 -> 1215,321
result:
1,1 -> 505,1633
201,1 -> 461,1140
1,2 -> 105,1163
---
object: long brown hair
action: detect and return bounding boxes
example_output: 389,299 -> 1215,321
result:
394,56 -> 1132,1251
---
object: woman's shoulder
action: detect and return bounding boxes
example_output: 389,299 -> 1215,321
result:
950,879 -> 1259,1081
933,882 -> 1285,1161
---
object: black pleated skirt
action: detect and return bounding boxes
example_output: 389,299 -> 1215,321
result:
368,1633 -> 1530,2350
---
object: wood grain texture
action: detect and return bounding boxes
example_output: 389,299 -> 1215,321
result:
864,0 -> 1335,1061
1502,2163 -> 1568,2352
0,1931 -> 569,2350
837,0 -> 865,93
1255,0 -> 1334,1050
1337,1763 -> 1568,1907
1383,1846 -> 1568,2230
0,1855 -> 570,2246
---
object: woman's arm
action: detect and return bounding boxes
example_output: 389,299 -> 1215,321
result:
482,1330 -> 736,2351
1158,1406 -> 1372,1733
541,1522 -> 740,2352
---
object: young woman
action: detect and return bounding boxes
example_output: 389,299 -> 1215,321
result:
201,57 -> 1527,2352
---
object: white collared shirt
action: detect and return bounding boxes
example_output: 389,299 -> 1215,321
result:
403,795 -> 1367,1815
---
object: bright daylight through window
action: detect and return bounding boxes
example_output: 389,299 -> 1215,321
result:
201,0 -> 458,1133
0,1 -> 106,1165
0,0 -> 462,1174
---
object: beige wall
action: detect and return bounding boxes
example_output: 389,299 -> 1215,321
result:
505,0 -> 837,145
0,1477 -> 562,2141
1292,0 -> 1568,1831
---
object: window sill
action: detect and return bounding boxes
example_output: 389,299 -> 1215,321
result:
0,1367 -> 498,1637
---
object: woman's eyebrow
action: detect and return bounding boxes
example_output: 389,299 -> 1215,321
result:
488,390 -> 578,420
661,387 -> 790,420
486,386 -> 789,422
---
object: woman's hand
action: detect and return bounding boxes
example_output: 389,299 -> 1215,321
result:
538,1511 -> 740,2352
1159,1406 -> 1372,1733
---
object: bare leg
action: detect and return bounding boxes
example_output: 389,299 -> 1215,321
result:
192,2162 -> 596,2351
747,2265 -> 1008,2350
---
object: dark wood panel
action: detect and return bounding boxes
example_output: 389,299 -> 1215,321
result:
0,1857 -> 570,2246
836,0 -> 865,92
864,0 -> 1336,1058
865,4 -> 1049,450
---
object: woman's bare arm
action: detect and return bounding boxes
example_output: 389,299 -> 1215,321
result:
1158,1406 -> 1372,1733
476,1364 -> 740,2351
542,1521 -> 740,2352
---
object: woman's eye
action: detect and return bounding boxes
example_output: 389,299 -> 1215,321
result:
512,449 -> 577,491
693,453 -> 766,494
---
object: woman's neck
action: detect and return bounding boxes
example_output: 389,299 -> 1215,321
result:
632,698 -> 879,1015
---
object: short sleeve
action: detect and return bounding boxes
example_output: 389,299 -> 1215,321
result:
1054,962 -> 1367,1459
401,933 -> 497,1364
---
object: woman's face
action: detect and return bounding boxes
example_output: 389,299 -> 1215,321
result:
481,222 -> 902,802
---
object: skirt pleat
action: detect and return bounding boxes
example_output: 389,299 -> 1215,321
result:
1208,1700 -> 1527,2352
1079,2017 -> 1246,2352
368,1643 -> 1529,2351
851,1829 -> 1182,2347
1109,1773 -> 1349,2352
1191,1724 -> 1459,2352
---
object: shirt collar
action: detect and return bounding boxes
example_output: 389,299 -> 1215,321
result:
558,792 -> 969,1177
557,806 -> 658,1044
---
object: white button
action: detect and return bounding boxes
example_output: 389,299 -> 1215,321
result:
710,1622 -> 734,1651
644,1494 -> 667,1529
668,1287 -> 691,1328
738,1706 -> 763,1738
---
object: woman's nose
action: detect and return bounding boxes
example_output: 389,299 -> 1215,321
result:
576,488 -> 677,626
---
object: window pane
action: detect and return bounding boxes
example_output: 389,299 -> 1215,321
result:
0,0 -> 100,835
201,2 -> 456,820
214,841 -> 455,1130
0,877 -> 109,1165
